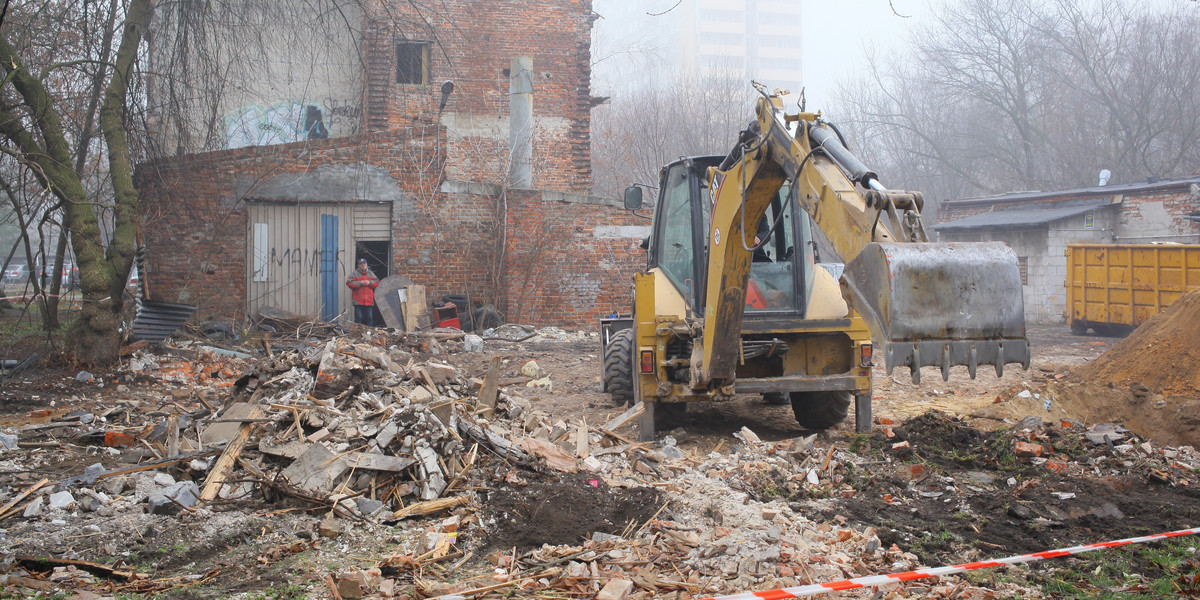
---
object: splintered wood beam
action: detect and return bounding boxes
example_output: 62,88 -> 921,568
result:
477,356 -> 503,409
200,404 -> 264,501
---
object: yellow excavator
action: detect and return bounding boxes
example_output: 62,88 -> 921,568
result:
601,86 -> 1029,441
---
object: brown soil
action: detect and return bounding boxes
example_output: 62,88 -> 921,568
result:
800,412 -> 1200,566
1034,288 -> 1200,447
482,472 -> 663,551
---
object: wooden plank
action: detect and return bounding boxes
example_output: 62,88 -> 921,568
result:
166,415 -> 180,458
575,420 -> 589,458
15,556 -> 136,582
477,356 -> 503,409
602,401 -> 645,433
408,285 -> 429,330
517,438 -> 577,472
200,405 -> 264,501
391,495 -> 469,520
0,478 -> 49,520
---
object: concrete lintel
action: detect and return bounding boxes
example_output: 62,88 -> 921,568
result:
235,163 -> 407,204
594,225 -> 651,239
539,190 -> 622,208
440,180 -> 504,196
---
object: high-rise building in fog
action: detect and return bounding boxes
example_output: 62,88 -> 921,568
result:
593,0 -> 803,94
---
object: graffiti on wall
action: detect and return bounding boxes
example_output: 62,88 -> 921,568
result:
322,98 -> 362,135
225,99 -> 362,149
263,246 -> 348,280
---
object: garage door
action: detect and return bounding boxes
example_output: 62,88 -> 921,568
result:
246,202 -> 391,321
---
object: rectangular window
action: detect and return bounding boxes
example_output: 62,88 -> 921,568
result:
253,223 -> 269,282
1018,256 -> 1029,285
396,41 -> 430,85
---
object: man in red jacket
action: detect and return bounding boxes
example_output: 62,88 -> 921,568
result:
346,258 -> 380,326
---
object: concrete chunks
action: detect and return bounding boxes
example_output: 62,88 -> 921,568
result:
281,444 -> 350,493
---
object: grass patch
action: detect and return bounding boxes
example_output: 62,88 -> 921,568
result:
1031,538 -> 1200,598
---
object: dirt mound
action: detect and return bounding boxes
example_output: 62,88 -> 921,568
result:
1041,288 -> 1200,446
1070,287 -> 1200,396
482,472 -> 662,551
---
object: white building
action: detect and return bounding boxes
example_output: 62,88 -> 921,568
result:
593,0 -> 803,94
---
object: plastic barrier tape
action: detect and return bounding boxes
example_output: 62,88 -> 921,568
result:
701,526 -> 1200,600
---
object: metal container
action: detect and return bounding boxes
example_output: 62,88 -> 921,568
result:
1066,243 -> 1200,334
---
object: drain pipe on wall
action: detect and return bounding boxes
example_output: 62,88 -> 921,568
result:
509,56 -> 534,189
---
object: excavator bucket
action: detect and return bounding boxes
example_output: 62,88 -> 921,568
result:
842,241 -> 1030,383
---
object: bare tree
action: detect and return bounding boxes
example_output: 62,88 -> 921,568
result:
0,0 -> 150,363
591,69 -> 756,199
833,0 -> 1200,210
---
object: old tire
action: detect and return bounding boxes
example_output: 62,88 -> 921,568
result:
1069,320 -> 1087,335
790,391 -> 851,430
603,328 -> 634,406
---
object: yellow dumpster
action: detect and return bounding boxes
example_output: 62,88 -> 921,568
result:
1066,243 -> 1200,335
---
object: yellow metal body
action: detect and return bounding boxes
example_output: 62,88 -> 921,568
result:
621,87 -> 1028,437
1066,243 -> 1200,329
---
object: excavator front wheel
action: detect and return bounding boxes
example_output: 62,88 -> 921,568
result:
603,328 -> 634,406
790,391 -> 851,430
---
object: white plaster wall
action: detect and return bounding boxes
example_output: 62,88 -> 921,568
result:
150,0 -> 365,150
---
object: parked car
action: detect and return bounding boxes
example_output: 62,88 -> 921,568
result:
39,263 -> 80,290
2,263 -> 29,283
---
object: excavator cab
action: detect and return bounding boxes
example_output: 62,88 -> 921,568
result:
644,156 -> 812,316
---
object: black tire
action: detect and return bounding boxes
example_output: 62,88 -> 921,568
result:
790,390 -> 852,429
1069,320 -> 1087,335
475,308 -> 503,331
603,328 -> 634,406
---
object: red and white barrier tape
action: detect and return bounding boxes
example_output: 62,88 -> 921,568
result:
701,526 -> 1200,600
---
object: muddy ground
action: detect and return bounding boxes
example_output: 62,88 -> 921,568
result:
2,323 -> 1199,599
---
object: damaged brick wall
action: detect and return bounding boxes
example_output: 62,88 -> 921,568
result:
137,128 -> 644,328
361,0 -> 594,193
501,190 -> 646,326
1116,189 -> 1200,242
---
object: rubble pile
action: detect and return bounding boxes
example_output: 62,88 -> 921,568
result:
6,324 -> 1200,599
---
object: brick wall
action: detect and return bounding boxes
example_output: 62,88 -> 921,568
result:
137,127 -> 643,328
1117,190 -> 1200,242
361,0 -> 594,193
502,190 -> 646,325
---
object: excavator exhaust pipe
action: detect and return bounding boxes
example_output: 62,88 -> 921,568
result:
842,241 -> 1030,383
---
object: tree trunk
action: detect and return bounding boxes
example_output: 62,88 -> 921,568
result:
0,0 -> 153,365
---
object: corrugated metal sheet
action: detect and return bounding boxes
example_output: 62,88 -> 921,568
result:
355,203 -> 392,241
932,199 -> 1111,231
247,202 -> 391,321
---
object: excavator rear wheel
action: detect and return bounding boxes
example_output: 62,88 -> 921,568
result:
603,328 -> 634,406
790,391 -> 851,430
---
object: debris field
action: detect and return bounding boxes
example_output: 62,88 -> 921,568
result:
3,301 -> 1200,599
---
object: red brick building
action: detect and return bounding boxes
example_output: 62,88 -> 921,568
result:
137,0 -> 648,328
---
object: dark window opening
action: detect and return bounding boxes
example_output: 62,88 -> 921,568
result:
305,105 -> 328,139
356,240 -> 391,327
396,41 -> 430,85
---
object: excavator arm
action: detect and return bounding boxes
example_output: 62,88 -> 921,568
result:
699,89 -> 1029,387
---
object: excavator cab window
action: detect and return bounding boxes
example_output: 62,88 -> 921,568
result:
745,187 -> 801,312
655,163 -> 701,305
